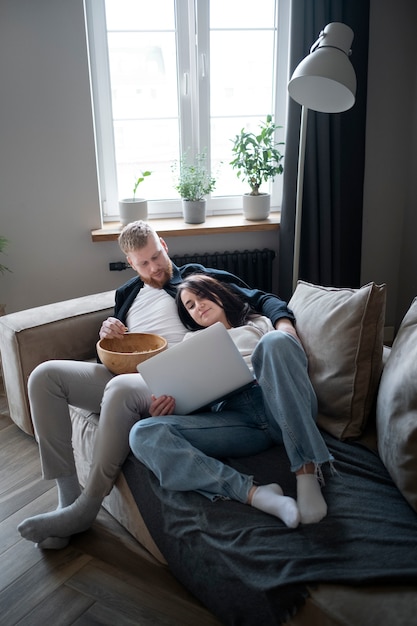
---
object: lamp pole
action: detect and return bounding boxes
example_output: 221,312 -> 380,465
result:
292,105 -> 308,293
288,22 -> 356,292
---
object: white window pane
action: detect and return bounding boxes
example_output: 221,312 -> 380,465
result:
210,31 -> 275,117
105,0 -> 175,31
108,33 -> 178,119
210,0 -> 275,29
114,120 -> 179,200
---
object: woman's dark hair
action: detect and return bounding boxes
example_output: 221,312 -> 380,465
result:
176,274 -> 254,330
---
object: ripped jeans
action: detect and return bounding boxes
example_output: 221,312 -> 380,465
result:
129,331 -> 333,503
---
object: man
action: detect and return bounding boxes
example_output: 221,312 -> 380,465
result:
18,220 -> 323,549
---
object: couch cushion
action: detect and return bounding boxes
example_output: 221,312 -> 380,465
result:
289,281 -> 386,440
376,297 -> 417,514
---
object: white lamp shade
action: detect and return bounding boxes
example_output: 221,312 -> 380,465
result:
288,23 -> 356,113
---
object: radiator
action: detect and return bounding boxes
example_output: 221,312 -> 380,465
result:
172,248 -> 276,293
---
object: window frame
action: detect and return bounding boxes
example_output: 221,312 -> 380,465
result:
84,0 -> 290,222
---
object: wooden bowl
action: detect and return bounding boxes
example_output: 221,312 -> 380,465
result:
97,332 -> 167,375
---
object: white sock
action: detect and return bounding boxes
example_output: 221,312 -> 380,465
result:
296,473 -> 327,524
18,491 -> 102,545
251,484 -> 300,528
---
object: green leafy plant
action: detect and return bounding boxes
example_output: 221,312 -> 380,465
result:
0,236 -> 11,275
132,170 -> 152,200
230,115 -> 284,196
172,152 -> 217,201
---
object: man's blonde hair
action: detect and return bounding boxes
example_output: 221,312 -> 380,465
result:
118,221 -> 158,255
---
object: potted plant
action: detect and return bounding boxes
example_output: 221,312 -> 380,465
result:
119,170 -> 152,226
230,115 -> 284,220
172,152 -> 217,224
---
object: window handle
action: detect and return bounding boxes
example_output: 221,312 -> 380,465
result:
201,53 -> 207,78
183,72 -> 189,96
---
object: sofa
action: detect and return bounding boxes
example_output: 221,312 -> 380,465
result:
1,280 -> 417,625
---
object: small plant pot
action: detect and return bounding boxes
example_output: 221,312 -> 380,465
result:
242,193 -> 271,221
182,199 -> 206,224
119,198 -> 148,226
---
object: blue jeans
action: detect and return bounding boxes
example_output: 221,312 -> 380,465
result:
129,331 -> 333,503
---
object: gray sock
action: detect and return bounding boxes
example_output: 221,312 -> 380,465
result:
56,474 -> 82,508
18,491 -> 102,544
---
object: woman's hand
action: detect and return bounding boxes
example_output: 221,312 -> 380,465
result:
274,317 -> 300,342
149,394 -> 176,417
99,317 -> 128,339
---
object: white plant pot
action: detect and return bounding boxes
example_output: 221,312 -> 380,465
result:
118,198 -> 148,226
242,193 -> 271,221
182,199 -> 206,224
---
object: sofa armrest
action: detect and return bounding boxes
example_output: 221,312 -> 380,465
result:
0,290 -> 114,436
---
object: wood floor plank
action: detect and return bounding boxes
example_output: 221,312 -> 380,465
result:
0,536 -> 46,590
0,473 -> 53,522
0,548 -> 92,624
0,437 -> 38,478
13,584 -> 95,626
0,439 -> 38,474
0,487 -> 58,554
72,602 -> 144,626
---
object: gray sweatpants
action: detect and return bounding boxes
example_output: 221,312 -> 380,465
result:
28,360 -> 152,498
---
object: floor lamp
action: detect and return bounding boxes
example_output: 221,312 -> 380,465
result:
288,22 -> 357,293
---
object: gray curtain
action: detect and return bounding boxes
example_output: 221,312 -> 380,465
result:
278,0 -> 370,301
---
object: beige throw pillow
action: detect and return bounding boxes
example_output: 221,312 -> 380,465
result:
289,281 -> 386,440
376,297 -> 417,513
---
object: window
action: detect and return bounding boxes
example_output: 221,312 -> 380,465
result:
84,0 -> 290,220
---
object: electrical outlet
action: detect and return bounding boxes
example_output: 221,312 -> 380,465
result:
109,262 -> 128,271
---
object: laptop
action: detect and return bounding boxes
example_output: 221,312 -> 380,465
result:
137,322 -> 255,414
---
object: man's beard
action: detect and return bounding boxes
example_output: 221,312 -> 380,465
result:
141,258 -> 174,289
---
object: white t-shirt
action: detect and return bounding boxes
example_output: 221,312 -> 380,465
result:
185,315 -> 274,373
228,315 -> 274,372
126,284 -> 187,347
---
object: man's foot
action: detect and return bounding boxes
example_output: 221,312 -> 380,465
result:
36,537 -> 70,550
17,492 -> 102,545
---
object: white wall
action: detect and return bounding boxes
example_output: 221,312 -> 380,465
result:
1,0 -> 417,332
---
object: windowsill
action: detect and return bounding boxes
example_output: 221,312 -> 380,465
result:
91,212 -> 281,242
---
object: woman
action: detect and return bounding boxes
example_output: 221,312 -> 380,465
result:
129,275 -> 333,528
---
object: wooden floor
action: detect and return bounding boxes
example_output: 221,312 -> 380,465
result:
0,382 -> 221,626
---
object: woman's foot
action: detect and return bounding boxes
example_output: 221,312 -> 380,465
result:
249,483 -> 300,528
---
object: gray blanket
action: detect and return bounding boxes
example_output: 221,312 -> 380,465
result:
123,431 -> 417,625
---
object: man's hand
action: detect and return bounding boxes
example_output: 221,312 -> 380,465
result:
274,317 -> 300,342
149,394 -> 176,417
99,317 -> 128,340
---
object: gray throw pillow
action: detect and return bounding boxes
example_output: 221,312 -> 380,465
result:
377,297 -> 417,513
289,281 -> 386,440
